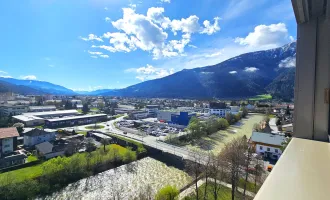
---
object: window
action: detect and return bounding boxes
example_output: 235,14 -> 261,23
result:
4,144 -> 10,148
275,149 -> 278,153
267,148 -> 270,151
260,146 -> 263,150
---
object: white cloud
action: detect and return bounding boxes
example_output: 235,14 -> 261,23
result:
235,23 -> 294,49
126,64 -> 174,81
201,17 -> 220,35
49,64 -> 55,67
88,50 -> 103,55
105,17 -> 111,22
82,7 -> 220,59
99,54 -> 109,58
188,44 -> 197,48
0,75 -> 12,78
244,67 -> 259,72
104,7 -> 108,10
20,75 -> 37,80
222,0 -> 262,20
0,70 -> 8,74
229,71 -> 237,74
80,34 -> 103,42
161,0 -> 171,3
279,56 -> 296,68
44,57 -> 51,61
91,56 -> 98,59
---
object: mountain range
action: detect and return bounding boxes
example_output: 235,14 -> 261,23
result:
0,42 -> 296,100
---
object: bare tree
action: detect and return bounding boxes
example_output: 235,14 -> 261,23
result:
100,138 -> 110,152
209,153 -> 226,200
202,153 -> 212,200
253,155 -> 265,193
221,137 -> 246,200
186,150 -> 204,200
242,141 -> 254,199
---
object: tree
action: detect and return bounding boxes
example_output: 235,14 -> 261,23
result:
253,155 -> 265,193
218,118 -> 229,130
221,137 -> 246,200
155,185 -> 179,200
100,138 -> 109,152
285,105 -> 291,115
276,118 -> 282,126
242,143 -> 254,199
241,107 -> 248,118
65,100 -> 73,110
82,103 -> 90,114
186,151 -> 204,200
208,153 -> 226,200
187,117 -> 206,139
12,123 -> 24,134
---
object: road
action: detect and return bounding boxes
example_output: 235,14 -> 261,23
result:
269,118 -> 279,133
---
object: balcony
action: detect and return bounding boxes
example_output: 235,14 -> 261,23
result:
254,138 -> 330,200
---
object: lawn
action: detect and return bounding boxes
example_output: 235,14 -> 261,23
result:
248,94 -> 272,101
0,144 -> 132,187
27,155 -> 38,162
85,125 -> 105,130
184,183 -> 253,200
114,114 -> 125,118
185,114 -> 264,154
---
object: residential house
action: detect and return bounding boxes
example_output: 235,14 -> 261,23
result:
0,127 -> 19,157
0,128 -> 26,169
35,141 -> 65,159
24,128 -> 56,147
250,132 -> 286,160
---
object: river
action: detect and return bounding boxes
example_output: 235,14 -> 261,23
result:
40,157 -> 191,200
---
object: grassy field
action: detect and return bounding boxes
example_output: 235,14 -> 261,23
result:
248,94 -> 272,101
27,155 -> 38,162
186,114 -> 264,154
85,125 -> 105,129
0,144 -> 131,186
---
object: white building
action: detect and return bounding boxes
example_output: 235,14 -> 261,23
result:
0,127 -> 19,157
157,110 -> 176,122
23,129 -> 56,147
209,102 -> 231,117
0,104 -> 29,116
250,132 -> 286,160
29,105 -> 56,112
13,115 -> 45,127
131,111 -> 148,119
70,99 -> 82,106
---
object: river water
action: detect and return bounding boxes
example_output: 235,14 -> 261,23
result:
41,157 -> 191,200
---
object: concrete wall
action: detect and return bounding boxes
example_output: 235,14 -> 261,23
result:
1,138 -> 13,154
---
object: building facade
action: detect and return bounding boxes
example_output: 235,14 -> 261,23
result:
146,105 -> 160,117
45,114 -> 107,128
24,129 -> 56,147
209,102 -> 231,117
0,128 -> 19,157
250,132 -> 286,160
29,105 -> 56,112
0,104 -> 29,116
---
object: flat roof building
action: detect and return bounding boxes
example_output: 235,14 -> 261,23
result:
45,114 -> 107,128
29,105 -> 56,112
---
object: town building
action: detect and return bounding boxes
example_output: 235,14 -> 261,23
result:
35,141 -> 65,159
0,128 -> 26,169
12,115 -> 45,127
250,132 -> 286,160
29,105 -> 56,112
146,105 -> 160,117
0,127 -> 19,157
157,111 -> 195,126
22,109 -> 79,119
69,99 -> 82,106
209,102 -> 231,117
23,128 -> 56,147
45,114 -> 107,128
130,111 -> 148,119
0,104 -> 29,116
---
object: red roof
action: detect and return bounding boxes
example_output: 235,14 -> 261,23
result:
0,127 -> 19,139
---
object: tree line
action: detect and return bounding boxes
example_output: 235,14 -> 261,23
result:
0,144 -> 137,200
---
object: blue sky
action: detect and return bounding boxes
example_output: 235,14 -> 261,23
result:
0,0 -> 296,91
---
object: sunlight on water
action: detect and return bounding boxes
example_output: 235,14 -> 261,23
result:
41,157 -> 191,200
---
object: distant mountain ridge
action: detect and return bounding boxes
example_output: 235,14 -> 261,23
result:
0,42 -> 296,100
101,42 -> 296,100
0,77 -> 76,95
0,80 -> 45,95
